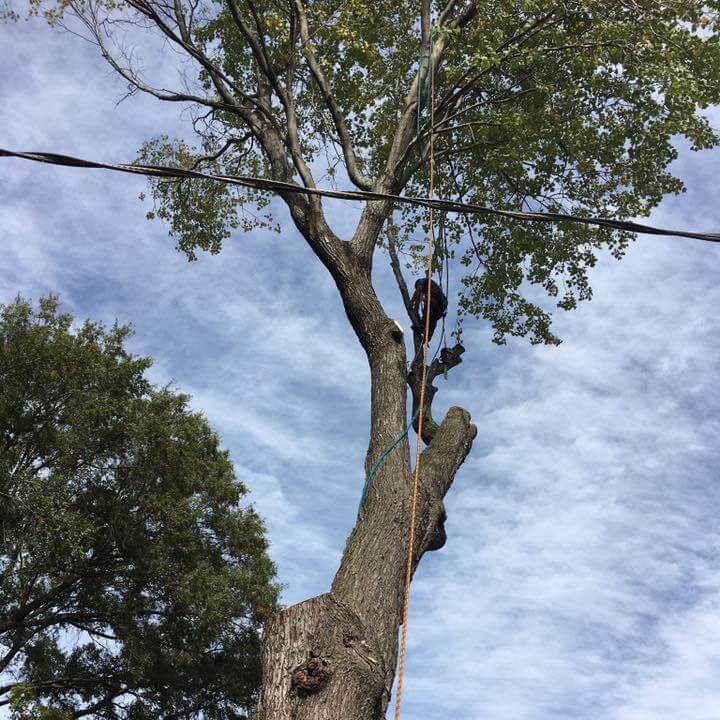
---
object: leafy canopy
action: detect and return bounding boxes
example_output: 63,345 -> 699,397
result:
0,297 -> 279,720
17,0 -> 720,343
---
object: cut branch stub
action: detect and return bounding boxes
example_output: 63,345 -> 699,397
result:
409,342 -> 466,444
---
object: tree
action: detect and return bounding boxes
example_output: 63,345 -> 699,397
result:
5,0 -> 720,717
0,296 -> 279,720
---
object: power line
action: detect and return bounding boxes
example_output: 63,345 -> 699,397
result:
2,147 -> 719,243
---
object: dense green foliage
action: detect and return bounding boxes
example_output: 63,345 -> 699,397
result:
131,2 -> 720,342
14,1 -> 720,345
12,0 -> 720,343
0,297 -> 279,720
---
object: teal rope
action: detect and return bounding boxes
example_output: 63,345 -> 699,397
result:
416,52 -> 424,136
356,335 -> 444,518
356,405 -> 421,519
416,26 -> 433,137
416,25 -> 436,138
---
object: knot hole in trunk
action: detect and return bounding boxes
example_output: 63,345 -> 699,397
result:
290,654 -> 333,696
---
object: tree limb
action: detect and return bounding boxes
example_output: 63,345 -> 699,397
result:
225,0 -> 319,193
292,0 -> 373,190
412,403 -> 476,554
386,221 -> 416,321
409,343 -> 466,445
350,0 -> 478,266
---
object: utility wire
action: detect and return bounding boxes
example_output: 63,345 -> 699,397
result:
2,148 -> 720,243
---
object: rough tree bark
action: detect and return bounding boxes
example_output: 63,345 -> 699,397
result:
251,2 -> 479,714
253,229 -> 477,720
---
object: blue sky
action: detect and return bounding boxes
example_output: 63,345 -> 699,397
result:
2,15 -> 720,720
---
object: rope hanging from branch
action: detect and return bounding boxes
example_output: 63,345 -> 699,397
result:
393,18 -> 437,719
1,148 -> 719,243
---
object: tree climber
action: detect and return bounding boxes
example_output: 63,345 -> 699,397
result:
410,277 -> 447,341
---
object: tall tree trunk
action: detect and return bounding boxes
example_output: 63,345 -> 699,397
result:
254,255 -> 477,720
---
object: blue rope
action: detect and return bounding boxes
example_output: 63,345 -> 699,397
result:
356,406 -> 421,519
416,25 -> 436,138
356,335 -> 444,518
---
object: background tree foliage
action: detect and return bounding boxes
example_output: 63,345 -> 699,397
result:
0,297 -> 279,720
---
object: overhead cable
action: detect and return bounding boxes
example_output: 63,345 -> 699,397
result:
2,148 -> 719,243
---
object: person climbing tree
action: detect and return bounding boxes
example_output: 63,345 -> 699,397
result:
410,277 -> 448,341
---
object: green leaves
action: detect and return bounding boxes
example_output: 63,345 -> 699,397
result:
17,0 -> 720,343
0,297 -> 280,719
137,137 -> 276,261
176,1 -> 720,342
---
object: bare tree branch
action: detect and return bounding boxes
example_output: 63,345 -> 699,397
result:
386,220 -> 415,319
409,343 -> 466,444
292,0 -> 373,190
70,3 -> 239,114
188,133 -> 252,169
224,0 -> 318,193
122,0 -> 258,112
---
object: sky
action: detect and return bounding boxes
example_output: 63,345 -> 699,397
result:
2,14 -> 720,720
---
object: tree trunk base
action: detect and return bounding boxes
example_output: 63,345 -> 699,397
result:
255,593 -> 391,720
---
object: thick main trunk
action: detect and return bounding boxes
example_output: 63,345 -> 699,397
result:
254,239 -> 476,720
255,593 -> 388,720
255,410 -> 475,720
254,405 -> 475,718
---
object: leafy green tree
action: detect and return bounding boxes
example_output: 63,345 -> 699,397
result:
0,297 -> 279,720
5,0 -> 720,717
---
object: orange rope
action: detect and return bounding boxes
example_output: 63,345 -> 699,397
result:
393,38 -> 436,720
